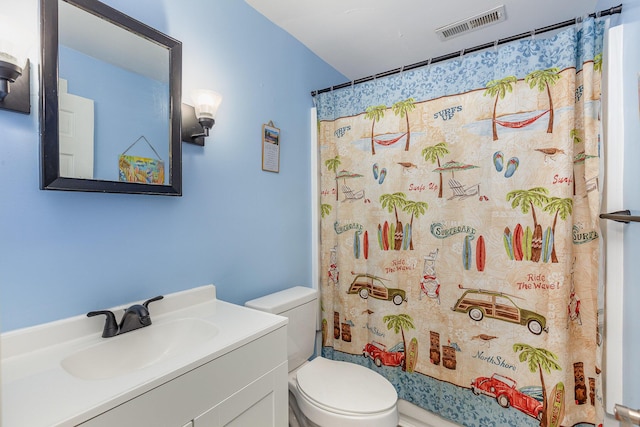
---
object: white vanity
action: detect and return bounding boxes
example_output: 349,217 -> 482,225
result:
1,285 -> 288,427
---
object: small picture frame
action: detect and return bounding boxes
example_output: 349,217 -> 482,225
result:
262,121 -> 280,173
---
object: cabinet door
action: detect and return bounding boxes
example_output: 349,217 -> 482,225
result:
194,363 -> 287,427
78,328 -> 287,427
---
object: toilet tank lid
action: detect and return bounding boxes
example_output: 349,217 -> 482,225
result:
245,286 -> 318,314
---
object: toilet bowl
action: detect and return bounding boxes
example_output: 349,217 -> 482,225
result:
245,287 -> 398,427
290,357 -> 397,427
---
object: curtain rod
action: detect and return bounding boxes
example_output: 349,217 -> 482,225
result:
311,4 -> 622,96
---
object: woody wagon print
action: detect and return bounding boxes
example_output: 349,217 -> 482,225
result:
318,18 -> 605,427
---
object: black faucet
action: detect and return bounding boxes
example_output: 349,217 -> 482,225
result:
87,295 -> 164,338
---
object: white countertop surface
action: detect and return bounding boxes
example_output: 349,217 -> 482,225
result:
1,285 -> 287,427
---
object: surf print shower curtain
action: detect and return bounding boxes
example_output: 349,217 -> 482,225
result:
317,18 -> 606,427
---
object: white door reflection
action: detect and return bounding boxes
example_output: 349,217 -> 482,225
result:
59,78 -> 94,179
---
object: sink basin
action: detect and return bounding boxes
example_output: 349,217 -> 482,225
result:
61,318 -> 218,380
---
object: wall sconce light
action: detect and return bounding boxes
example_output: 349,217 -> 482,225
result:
0,39 -> 30,114
181,89 -> 223,146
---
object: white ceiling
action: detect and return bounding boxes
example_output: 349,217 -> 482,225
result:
245,0 -> 622,81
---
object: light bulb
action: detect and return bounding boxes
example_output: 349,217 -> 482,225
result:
191,89 -> 222,120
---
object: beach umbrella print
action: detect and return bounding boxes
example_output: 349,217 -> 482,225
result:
573,151 -> 597,164
432,160 -> 479,178
572,151 -> 597,195
335,170 -> 364,183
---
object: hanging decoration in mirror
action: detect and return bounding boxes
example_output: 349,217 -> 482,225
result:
118,136 -> 165,184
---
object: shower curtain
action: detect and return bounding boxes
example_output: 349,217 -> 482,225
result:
317,18 -> 605,427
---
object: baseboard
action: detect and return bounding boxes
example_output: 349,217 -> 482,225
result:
397,399 -> 461,427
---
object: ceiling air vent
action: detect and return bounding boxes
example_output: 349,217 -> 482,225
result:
436,5 -> 506,41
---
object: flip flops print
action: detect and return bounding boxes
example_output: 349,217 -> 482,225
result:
373,163 -> 387,184
493,151 -> 519,178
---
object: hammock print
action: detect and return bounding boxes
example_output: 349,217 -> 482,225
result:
494,109 -> 550,129
373,132 -> 408,146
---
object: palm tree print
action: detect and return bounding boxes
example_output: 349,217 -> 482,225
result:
570,129 -> 582,144
380,192 -> 408,250
484,76 -> 517,141
513,343 -> 562,427
392,98 -> 416,151
320,203 -> 332,219
421,142 -> 450,198
525,68 -> 561,134
506,187 -> 550,262
365,104 -> 387,155
543,197 -> 573,263
402,200 -> 428,250
324,155 -> 341,201
383,313 -> 415,371
594,53 -> 603,73
506,187 -> 550,230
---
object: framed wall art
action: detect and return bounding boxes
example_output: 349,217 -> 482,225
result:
262,121 -> 280,173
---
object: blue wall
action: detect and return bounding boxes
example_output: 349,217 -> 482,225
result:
0,0 -> 345,331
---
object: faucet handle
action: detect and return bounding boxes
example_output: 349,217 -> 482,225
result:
143,295 -> 164,309
87,310 -> 119,338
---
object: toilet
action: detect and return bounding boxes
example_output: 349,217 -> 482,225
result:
245,286 -> 398,427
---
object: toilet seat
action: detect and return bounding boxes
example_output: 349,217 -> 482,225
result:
293,357 -> 398,426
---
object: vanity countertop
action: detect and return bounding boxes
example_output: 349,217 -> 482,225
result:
1,285 -> 287,427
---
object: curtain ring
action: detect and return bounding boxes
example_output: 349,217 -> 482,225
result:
530,29 -> 536,40
494,40 -> 499,51
460,48 -> 465,58
422,58 -> 432,79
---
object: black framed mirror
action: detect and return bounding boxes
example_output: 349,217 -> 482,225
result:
40,0 -> 182,195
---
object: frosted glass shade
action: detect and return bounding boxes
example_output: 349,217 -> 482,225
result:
0,49 -> 20,68
191,89 -> 222,120
0,15 -> 27,69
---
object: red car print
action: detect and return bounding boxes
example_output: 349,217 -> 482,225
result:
471,373 -> 543,420
362,341 -> 405,367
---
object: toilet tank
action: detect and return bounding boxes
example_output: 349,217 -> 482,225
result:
245,286 -> 318,371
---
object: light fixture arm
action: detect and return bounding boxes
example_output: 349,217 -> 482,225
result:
181,104 -> 217,146
0,58 -> 29,113
0,59 -> 23,102
181,90 -> 222,146
189,117 -> 215,139
0,78 -> 9,101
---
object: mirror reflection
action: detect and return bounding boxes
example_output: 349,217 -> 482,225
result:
40,0 -> 182,195
58,0 -> 170,184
